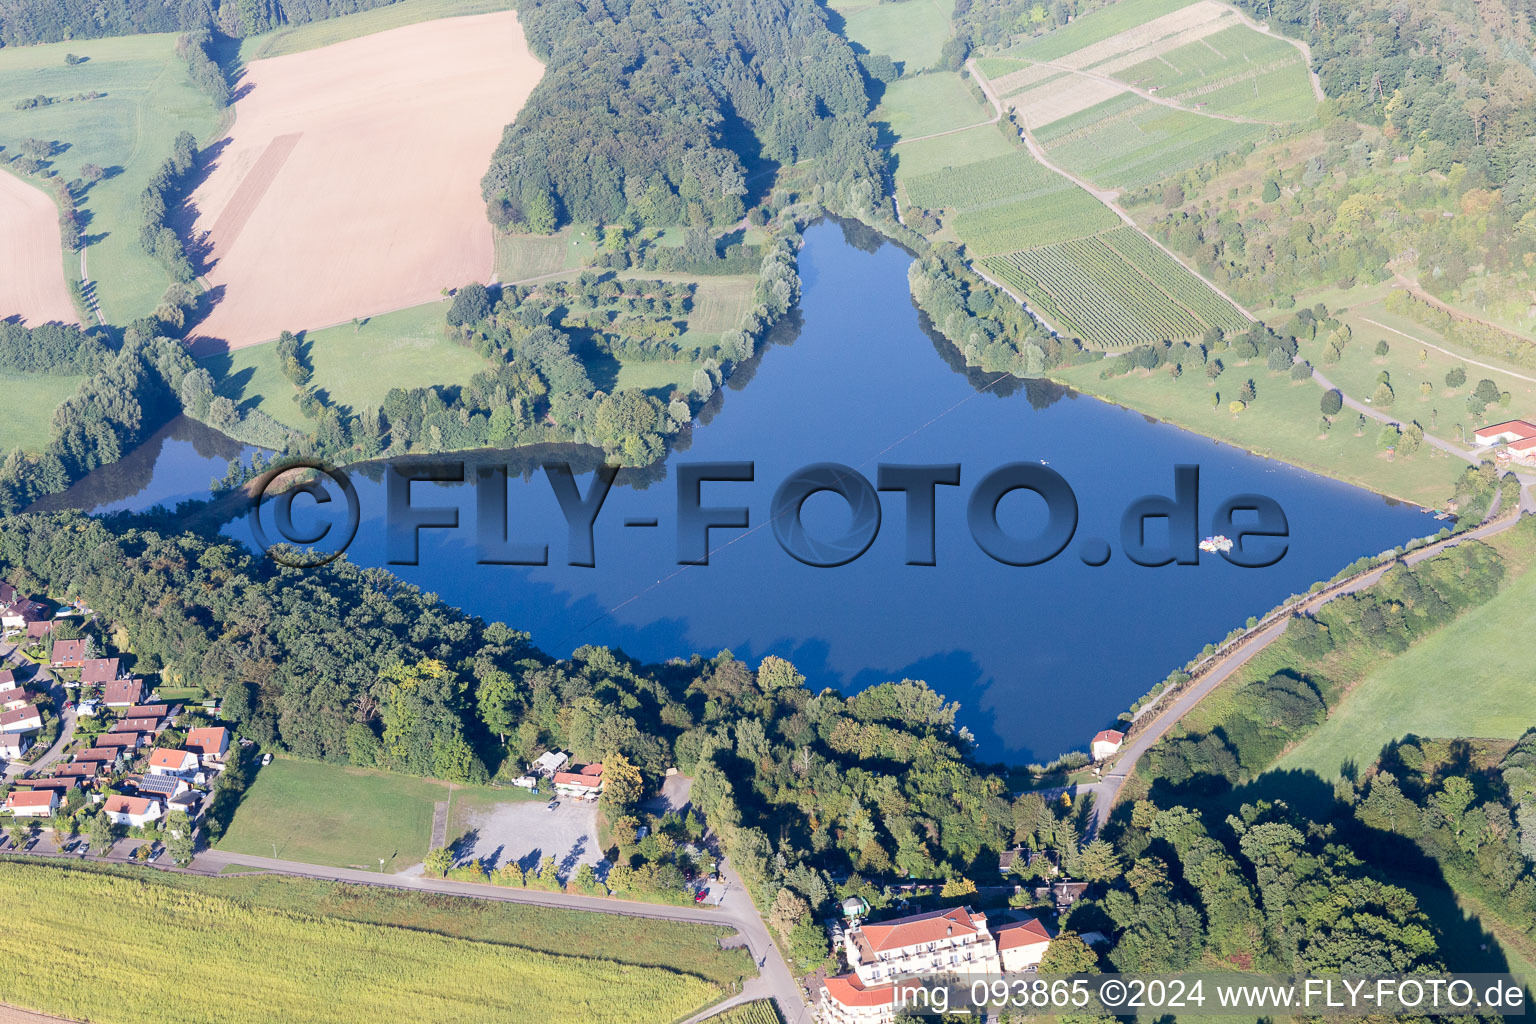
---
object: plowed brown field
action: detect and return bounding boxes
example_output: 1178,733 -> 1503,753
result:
0,170 -> 77,326
188,12 -> 541,352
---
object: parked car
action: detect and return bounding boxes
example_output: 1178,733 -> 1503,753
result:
261,753 -> 273,766
547,800 -> 559,810
694,888 -> 708,903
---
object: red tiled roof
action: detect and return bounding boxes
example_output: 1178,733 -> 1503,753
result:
50,639 -> 87,664
21,777 -> 78,792
859,906 -> 983,953
123,706 -> 168,719
2,598 -> 46,622
148,748 -> 195,770
4,791 -> 57,811
184,727 -> 229,757
104,795 -> 158,816
112,718 -> 159,734
995,917 -> 1051,950
81,659 -> 121,684
1092,729 -> 1124,745
822,974 -> 924,1009
103,679 -> 144,705
75,748 -> 121,762
1476,419 -> 1536,438
94,734 -> 141,748
0,669 -> 13,688
553,764 -> 604,787
26,620 -> 54,638
0,706 -> 41,728
1508,435 -> 1536,452
54,763 -> 101,777
0,689 -> 33,706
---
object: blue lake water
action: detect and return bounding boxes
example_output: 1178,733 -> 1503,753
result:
54,220 -> 1433,762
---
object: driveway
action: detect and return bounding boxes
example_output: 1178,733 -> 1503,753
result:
448,796 -> 604,882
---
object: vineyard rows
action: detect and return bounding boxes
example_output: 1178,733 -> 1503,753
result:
712,1001 -> 785,1024
984,229 -> 1244,347
904,151 -> 1059,212
952,188 -> 1120,255
1041,103 -> 1271,188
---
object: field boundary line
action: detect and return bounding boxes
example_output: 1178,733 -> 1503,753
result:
1357,315 -> 1536,386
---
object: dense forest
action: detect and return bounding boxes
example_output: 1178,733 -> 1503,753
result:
481,0 -> 883,230
0,0 -> 403,45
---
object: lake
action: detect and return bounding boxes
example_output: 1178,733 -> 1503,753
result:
53,220 -> 1433,763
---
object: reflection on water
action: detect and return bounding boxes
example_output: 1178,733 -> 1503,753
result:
55,221 -> 1430,762
32,416 -> 258,516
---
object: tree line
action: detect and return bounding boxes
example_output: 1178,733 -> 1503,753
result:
0,0 -> 404,45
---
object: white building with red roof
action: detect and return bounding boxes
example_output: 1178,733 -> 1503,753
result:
184,726 -> 230,764
994,917 -> 1053,971
818,975 -> 928,1024
1091,729 -> 1125,761
0,705 -> 42,734
844,906 -> 1001,985
4,789 -> 58,817
103,794 -> 164,827
1473,420 -> 1536,445
147,748 -> 199,776
102,678 -> 145,708
553,762 -> 604,797
0,689 -> 32,712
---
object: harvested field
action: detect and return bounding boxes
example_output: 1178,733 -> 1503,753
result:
0,170 -> 77,326
189,13 -> 542,352
1008,74 -> 1127,129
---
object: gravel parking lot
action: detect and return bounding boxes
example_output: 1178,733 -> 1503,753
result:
451,796 -> 605,882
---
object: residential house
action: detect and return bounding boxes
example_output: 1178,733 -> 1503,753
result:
102,678 -> 145,708
0,597 -> 46,631
3,790 -> 59,817
0,732 -> 32,759
134,773 -> 189,800
112,718 -> 160,735
147,748 -> 198,776
0,669 -> 16,691
1090,729 -> 1125,762
994,918 -> 1052,972
102,794 -> 164,827
1033,881 -> 1090,912
22,777 -> 78,794
75,699 -> 100,718
50,639 -> 88,670
53,762 -> 102,779
0,689 -> 32,712
184,726 -> 230,764
0,705 -> 42,734
553,762 -> 604,797
74,747 -> 122,767
80,658 -> 121,686
95,733 -> 144,752
25,620 -> 53,641
123,705 -> 168,723
0,582 -> 13,606
533,750 -> 570,776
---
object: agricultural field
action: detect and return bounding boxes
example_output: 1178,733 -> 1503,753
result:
984,227 -> 1245,345
207,301 -> 490,430
240,0 -> 513,60
216,757 -> 507,870
1279,537 -> 1536,781
672,274 -> 758,346
1116,24 -> 1317,122
189,13 -> 543,351
0,861 -> 720,1024
1035,94 -> 1274,189
892,122 -> 1016,180
1006,0 -> 1211,64
829,0 -> 954,72
0,32 -> 221,323
875,72 -> 991,143
903,151 -> 1059,217
951,189 -> 1120,256
0,169 -> 78,326
0,371 -> 84,452
710,1001 -> 785,1024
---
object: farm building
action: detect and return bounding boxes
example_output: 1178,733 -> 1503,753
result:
1473,420 -> 1536,445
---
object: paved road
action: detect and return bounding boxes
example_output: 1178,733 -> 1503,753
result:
0,644 -> 72,780
1089,503 -> 1531,832
1311,367 -> 1478,465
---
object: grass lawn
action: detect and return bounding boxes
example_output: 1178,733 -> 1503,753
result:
1278,537 -> 1536,780
0,859 -> 720,1024
0,33 -> 221,323
206,301 -> 490,428
496,227 -> 578,282
240,0 -> 514,60
615,359 -> 704,396
217,757 -> 511,870
0,371 -> 83,453
217,863 -> 273,874
832,0 -> 955,72
1051,358 -> 1467,507
893,123 -> 1017,183
876,72 -> 991,142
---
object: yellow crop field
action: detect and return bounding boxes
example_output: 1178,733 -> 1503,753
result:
0,861 -> 717,1024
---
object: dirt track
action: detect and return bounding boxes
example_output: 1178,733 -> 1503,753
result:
0,170 -> 78,326
187,12 -> 542,352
